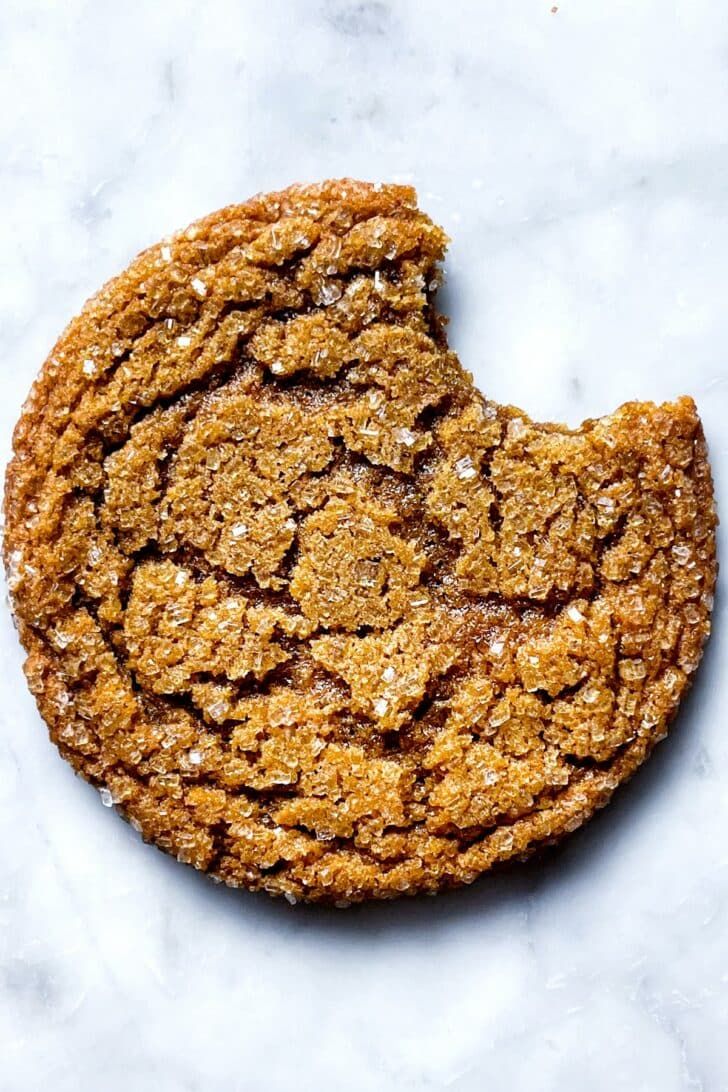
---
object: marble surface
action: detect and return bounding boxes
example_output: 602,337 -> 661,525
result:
1,2 -> 727,1089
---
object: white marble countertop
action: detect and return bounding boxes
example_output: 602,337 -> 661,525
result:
1,2 -> 727,1089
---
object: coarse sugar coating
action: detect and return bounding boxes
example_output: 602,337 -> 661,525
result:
4,180 -> 717,904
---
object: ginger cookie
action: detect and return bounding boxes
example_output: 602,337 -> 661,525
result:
4,180 -> 717,904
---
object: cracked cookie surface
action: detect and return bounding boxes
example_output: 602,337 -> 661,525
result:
4,180 -> 717,903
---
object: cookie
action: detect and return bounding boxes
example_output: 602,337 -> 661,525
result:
4,180 -> 717,904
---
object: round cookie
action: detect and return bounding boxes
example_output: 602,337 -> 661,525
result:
4,180 -> 717,904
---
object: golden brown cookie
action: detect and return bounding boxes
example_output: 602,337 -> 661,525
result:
4,180 -> 717,904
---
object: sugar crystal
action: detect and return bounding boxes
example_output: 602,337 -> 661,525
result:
455,456 -> 477,480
